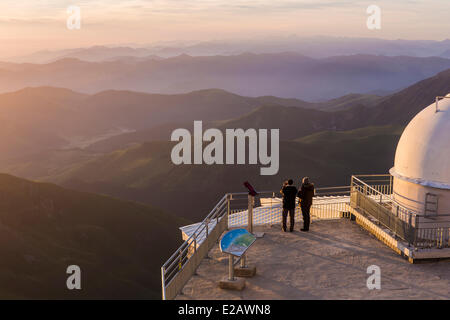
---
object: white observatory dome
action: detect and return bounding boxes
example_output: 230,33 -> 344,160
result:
390,94 -> 450,190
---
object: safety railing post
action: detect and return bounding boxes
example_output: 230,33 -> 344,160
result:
161,266 -> 166,300
227,194 -> 231,230
390,175 -> 393,194
248,194 -> 254,233
216,206 -> 219,224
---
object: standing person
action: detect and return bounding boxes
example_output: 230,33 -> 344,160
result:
298,177 -> 315,231
281,179 -> 298,232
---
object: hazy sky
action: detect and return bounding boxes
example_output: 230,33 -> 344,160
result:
1,0 -> 449,58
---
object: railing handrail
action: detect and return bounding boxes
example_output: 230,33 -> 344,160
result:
162,194 -> 228,269
352,176 -> 391,196
229,186 -> 351,195
351,175 -> 423,218
353,174 -> 392,177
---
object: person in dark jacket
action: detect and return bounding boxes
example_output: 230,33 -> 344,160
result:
281,179 -> 298,232
298,177 -> 315,231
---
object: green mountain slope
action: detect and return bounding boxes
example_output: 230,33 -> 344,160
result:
216,105 -> 369,140
0,87 -> 318,160
0,84 -> 393,161
0,173 -> 186,299
73,68 -> 449,154
47,125 -> 402,221
295,125 -> 404,143
315,93 -> 384,111
370,68 -> 450,125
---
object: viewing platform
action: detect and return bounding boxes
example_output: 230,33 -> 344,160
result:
161,175 -> 450,300
177,220 -> 450,300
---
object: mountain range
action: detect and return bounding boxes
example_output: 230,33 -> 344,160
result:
7,46 -> 157,64
6,37 -> 450,63
440,49 -> 450,58
2,68 -> 448,220
1,54 -> 450,100
88,68 -> 450,149
221,68 -> 450,132
0,86 -> 385,162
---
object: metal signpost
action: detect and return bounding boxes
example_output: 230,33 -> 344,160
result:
219,228 -> 257,290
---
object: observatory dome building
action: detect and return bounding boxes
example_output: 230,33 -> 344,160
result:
390,94 -> 450,219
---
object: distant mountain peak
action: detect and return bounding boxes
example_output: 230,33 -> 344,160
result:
440,49 -> 450,58
46,57 -> 85,65
171,53 -> 192,60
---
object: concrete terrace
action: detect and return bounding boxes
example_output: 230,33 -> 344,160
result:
176,219 -> 450,300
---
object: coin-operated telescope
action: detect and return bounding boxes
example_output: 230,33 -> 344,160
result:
243,181 -> 258,197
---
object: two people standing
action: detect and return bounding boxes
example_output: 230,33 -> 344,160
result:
281,177 -> 315,232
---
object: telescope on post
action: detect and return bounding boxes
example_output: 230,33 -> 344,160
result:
243,181 -> 258,197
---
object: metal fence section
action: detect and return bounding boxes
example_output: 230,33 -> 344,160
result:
350,175 -> 450,249
161,194 -> 229,300
415,228 -> 450,248
228,187 -> 351,228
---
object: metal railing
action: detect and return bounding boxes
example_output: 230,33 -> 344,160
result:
415,228 -> 450,248
351,175 -> 417,244
227,187 -> 351,228
350,175 -> 450,249
161,194 -> 230,300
